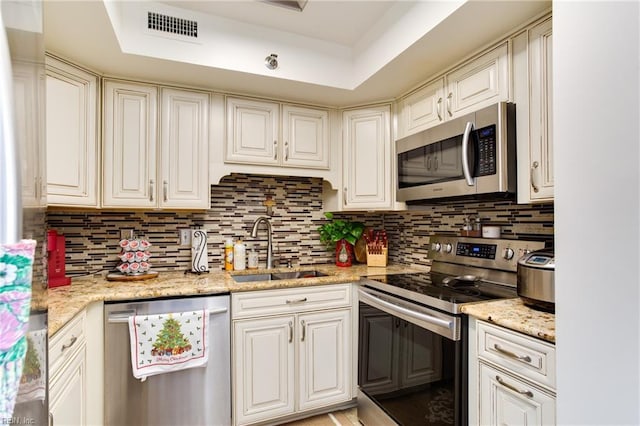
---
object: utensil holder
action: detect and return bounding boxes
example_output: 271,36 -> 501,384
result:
366,247 -> 388,267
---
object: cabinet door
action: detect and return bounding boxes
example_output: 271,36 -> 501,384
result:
103,80 -> 157,207
479,362 -> 555,426
528,18 -> 554,201
12,61 -> 44,208
282,104 -> 329,169
160,88 -> 210,209
50,345 -> 87,426
226,97 -> 279,166
358,304 -> 400,395
446,43 -> 509,118
399,78 -> 445,138
298,309 -> 351,411
234,316 -> 295,425
342,105 -> 392,210
46,57 -> 98,207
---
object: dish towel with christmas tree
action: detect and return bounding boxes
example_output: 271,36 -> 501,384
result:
16,328 -> 46,404
128,309 -> 209,381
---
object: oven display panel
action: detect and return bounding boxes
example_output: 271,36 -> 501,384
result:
456,242 -> 497,259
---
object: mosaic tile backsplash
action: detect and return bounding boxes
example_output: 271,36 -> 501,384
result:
46,174 -> 554,276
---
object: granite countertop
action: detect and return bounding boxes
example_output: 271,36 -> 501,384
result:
48,263 -> 420,336
461,298 -> 555,343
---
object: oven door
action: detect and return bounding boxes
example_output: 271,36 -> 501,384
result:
357,286 -> 467,426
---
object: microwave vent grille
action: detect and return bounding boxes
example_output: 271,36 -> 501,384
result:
147,12 -> 198,38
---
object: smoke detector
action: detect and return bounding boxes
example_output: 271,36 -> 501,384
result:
265,53 -> 278,70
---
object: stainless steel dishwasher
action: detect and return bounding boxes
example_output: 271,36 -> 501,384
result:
104,294 -> 231,426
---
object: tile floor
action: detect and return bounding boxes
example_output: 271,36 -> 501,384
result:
280,408 -> 359,426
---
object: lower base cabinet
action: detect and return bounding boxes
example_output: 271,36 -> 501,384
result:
470,318 -> 556,426
49,346 -> 86,426
232,284 -> 353,426
479,362 -> 555,425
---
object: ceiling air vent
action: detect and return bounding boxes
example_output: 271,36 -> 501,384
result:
147,12 -> 198,38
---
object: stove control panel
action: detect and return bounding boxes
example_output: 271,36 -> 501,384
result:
428,235 -> 546,272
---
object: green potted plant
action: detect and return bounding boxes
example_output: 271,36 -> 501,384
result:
317,212 -> 364,267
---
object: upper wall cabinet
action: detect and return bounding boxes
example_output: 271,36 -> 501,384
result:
13,58 -> 46,208
341,105 -> 393,210
514,16 -> 553,203
225,96 -> 330,170
398,42 -> 510,139
103,80 -> 210,209
45,56 -> 99,208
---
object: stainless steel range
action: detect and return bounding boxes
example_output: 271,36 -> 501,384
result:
357,235 -> 545,426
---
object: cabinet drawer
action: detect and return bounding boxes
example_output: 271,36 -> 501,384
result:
477,321 -> 555,390
49,309 -> 87,378
232,284 -> 351,319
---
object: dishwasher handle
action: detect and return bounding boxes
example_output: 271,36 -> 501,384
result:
107,306 -> 228,323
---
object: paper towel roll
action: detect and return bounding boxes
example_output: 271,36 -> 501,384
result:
191,229 -> 209,272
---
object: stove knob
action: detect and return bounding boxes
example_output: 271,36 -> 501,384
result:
444,243 -> 453,253
503,248 -> 515,260
432,242 -> 442,252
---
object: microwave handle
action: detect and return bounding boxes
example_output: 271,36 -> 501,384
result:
461,121 -> 475,186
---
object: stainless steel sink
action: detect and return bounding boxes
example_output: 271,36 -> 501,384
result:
232,270 -> 328,282
271,270 -> 328,280
232,273 -> 276,282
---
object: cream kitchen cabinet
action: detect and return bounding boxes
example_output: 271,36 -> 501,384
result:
469,318 -> 556,426
226,96 -> 329,170
49,302 -> 103,426
12,59 -> 46,208
45,55 -> 99,207
341,105 -> 393,210
49,309 -> 87,426
232,284 -> 353,426
103,80 -> 210,209
397,42 -> 509,139
514,16 -> 554,203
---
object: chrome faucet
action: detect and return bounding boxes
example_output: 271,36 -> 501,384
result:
250,216 -> 273,269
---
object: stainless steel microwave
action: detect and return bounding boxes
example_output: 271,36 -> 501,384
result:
396,102 -> 516,202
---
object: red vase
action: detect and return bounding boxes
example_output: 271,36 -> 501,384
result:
335,239 -> 353,267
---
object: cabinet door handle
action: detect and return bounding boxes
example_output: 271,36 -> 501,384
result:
436,97 -> 443,121
446,92 -> 453,117
300,320 -> 306,342
286,297 -> 307,304
61,336 -> 78,352
531,161 -> 540,193
273,140 -> 278,160
49,412 -> 54,426
284,141 -> 289,161
163,180 -> 168,202
495,375 -> 534,398
493,343 -> 532,362
149,179 -> 155,202
434,156 -> 438,171
288,321 -> 293,343
343,187 -> 347,205
426,156 -> 432,170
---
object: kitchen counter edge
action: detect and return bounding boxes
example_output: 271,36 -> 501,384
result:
48,263 -> 419,336
461,298 -> 555,343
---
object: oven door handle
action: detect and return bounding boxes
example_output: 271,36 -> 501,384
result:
461,121 -> 475,186
359,289 -> 453,330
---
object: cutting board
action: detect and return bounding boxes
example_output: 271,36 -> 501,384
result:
106,271 -> 159,282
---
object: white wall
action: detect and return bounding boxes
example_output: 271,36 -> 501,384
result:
554,1 -> 640,424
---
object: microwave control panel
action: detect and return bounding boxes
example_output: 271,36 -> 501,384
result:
476,125 -> 496,176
